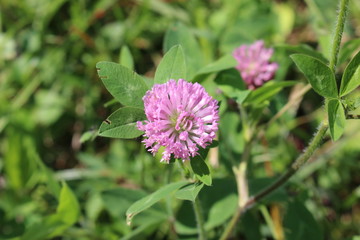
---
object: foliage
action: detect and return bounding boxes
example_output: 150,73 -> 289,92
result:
1,0 -> 360,239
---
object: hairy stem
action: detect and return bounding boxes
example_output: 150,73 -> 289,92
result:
193,196 -> 207,240
248,122 -> 328,207
165,165 -> 177,240
329,0 -> 350,73
220,122 -> 328,240
220,134 -> 253,240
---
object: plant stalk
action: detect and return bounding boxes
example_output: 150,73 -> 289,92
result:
220,122 -> 328,240
329,0 -> 350,73
249,122 -> 328,206
165,164 -> 177,240
193,196 -> 207,240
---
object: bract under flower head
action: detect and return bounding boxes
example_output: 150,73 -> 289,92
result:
233,40 -> 278,90
137,79 -> 219,163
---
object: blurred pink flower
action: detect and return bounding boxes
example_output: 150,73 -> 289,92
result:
233,40 -> 278,89
137,79 -> 219,163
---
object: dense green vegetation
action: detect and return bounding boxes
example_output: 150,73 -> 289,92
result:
1,0 -> 360,239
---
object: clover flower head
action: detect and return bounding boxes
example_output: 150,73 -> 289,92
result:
233,40 -> 278,90
137,79 -> 219,163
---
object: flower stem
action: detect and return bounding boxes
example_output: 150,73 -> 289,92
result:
220,122 -> 328,240
193,196 -> 207,240
234,138 -> 253,207
177,158 -> 206,240
220,130 -> 253,240
248,122 -> 328,206
165,165 -> 177,240
329,0 -> 349,73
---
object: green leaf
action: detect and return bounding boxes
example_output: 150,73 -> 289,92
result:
143,0 -> 189,22
57,182 -> 80,224
20,221 -> 64,240
205,193 -> 237,229
164,22 -> 204,80
85,193 -> 103,221
154,45 -> 186,84
175,182 -> 204,202
34,90 -> 66,126
348,237 -> 360,240
283,200 -> 323,240
234,90 -> 251,104
328,99 -> 346,141
20,182 -> 80,240
101,187 -> 147,218
291,54 -> 337,98
214,69 -> 250,104
175,178 -> 238,234
275,44 -> 328,63
338,38 -> 360,65
103,98 -> 118,108
126,181 -> 188,225
244,81 -> 297,105
4,129 -> 37,190
35,155 -> 61,199
214,68 -> 246,88
190,151 -> 212,186
101,188 -> 168,239
340,50 -> 360,96
119,45 -> 134,70
79,129 -> 97,143
99,107 -> 146,139
96,61 -> 149,108
196,54 -> 237,76
342,97 -> 360,111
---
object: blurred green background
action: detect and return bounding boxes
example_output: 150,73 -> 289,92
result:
1,0 -> 360,239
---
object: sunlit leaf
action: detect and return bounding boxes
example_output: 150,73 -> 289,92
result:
340,50 -> 360,96
56,182 -> 80,225
96,61 -> 149,108
196,54 -> 237,76
291,54 -> 337,98
244,81 -> 297,105
4,129 -> 37,190
119,45 -> 134,70
154,45 -> 186,84
175,182 -> 204,202
328,99 -> 346,141
126,181 -> 188,225
99,107 -> 146,139
164,22 -> 204,80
